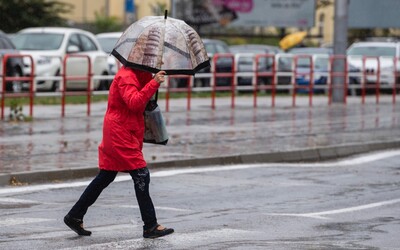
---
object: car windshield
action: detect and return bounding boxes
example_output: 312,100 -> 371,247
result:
97,37 -> 119,53
289,48 -> 331,68
13,33 -> 64,50
347,46 -> 396,57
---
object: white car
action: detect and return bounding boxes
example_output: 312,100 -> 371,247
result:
13,27 -> 110,91
347,41 -> 400,88
96,32 -> 122,75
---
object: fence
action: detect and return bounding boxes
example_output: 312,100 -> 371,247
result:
1,52 -> 399,119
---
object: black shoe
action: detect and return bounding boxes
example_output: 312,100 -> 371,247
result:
143,224 -> 174,239
64,214 -> 92,236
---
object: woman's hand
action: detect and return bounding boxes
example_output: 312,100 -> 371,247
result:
154,71 -> 166,84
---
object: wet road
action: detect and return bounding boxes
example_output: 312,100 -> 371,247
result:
0,150 -> 399,249
0,96 -> 399,174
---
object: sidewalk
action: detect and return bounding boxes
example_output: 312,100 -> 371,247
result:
0,95 -> 399,186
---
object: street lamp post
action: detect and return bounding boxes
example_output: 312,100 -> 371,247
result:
332,0 -> 349,103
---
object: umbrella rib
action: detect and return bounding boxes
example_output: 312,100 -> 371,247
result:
164,42 -> 190,58
168,21 -> 192,57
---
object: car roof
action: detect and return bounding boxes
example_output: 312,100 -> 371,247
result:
229,44 -> 282,53
96,32 -> 123,38
289,47 -> 333,54
348,41 -> 399,48
17,27 -> 94,36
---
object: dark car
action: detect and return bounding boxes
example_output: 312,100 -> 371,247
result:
195,38 -> 232,87
0,30 -> 24,92
288,47 -> 333,94
171,38 -> 232,88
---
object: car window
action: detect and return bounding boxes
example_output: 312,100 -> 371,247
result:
0,38 -> 7,49
314,57 -> 329,71
79,34 -> 98,52
347,46 -> 396,57
0,37 -> 15,49
97,37 -> 118,53
13,33 -> 64,50
68,34 -> 81,51
205,43 -> 216,54
215,44 -> 229,53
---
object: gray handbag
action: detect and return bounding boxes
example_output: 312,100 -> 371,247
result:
144,90 -> 169,145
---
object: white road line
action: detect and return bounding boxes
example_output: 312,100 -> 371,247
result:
1,149 -> 399,195
0,197 -> 39,204
265,198 -> 400,220
0,217 -> 53,227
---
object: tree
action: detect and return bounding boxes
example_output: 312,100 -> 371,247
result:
91,12 -> 123,34
0,0 -> 73,33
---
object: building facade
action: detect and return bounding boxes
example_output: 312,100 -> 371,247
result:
59,0 -> 334,45
59,0 -> 170,26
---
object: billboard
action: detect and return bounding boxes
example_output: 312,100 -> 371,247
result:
174,0 -> 316,28
348,0 -> 400,28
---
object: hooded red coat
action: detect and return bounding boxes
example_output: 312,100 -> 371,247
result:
98,67 -> 160,171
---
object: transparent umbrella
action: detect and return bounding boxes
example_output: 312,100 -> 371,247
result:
111,11 -> 210,75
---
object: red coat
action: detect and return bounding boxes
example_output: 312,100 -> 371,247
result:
98,67 -> 160,171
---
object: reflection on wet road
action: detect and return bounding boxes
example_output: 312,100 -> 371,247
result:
0,96 -> 399,173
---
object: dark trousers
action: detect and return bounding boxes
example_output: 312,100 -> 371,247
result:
68,167 -> 157,231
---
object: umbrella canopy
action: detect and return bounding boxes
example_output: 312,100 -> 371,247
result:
279,31 -> 307,51
111,12 -> 210,75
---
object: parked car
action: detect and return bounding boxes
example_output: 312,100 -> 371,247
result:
229,44 -> 283,90
0,30 -> 25,92
169,38 -> 231,88
347,41 -> 400,93
12,27 -> 110,91
95,32 -> 122,75
198,38 -> 232,87
286,47 -> 333,93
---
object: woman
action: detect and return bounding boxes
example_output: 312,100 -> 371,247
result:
64,66 -> 174,239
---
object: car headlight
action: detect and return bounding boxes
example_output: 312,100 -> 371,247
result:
36,56 -> 52,65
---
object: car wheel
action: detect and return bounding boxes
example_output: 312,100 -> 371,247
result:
97,73 -> 110,90
51,70 -> 61,92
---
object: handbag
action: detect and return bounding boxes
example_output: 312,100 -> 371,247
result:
144,90 -> 169,145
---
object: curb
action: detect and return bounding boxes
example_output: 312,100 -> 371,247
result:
1,140 -> 400,187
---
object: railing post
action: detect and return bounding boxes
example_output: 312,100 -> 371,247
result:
62,54 -> 91,117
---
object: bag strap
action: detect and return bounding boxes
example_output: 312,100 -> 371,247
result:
154,89 -> 158,103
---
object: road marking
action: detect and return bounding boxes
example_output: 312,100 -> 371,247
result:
0,197 -> 39,204
0,217 -> 53,227
0,149 -> 399,195
265,198 -> 400,220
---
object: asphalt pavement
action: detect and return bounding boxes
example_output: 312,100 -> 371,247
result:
0,94 -> 399,186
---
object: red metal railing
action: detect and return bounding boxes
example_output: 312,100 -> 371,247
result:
165,75 -> 192,112
293,54 -> 314,107
362,56 -> 380,104
211,53 -> 235,109
61,54 -> 92,117
1,53 -> 399,120
253,54 -> 275,108
1,54 -> 35,120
